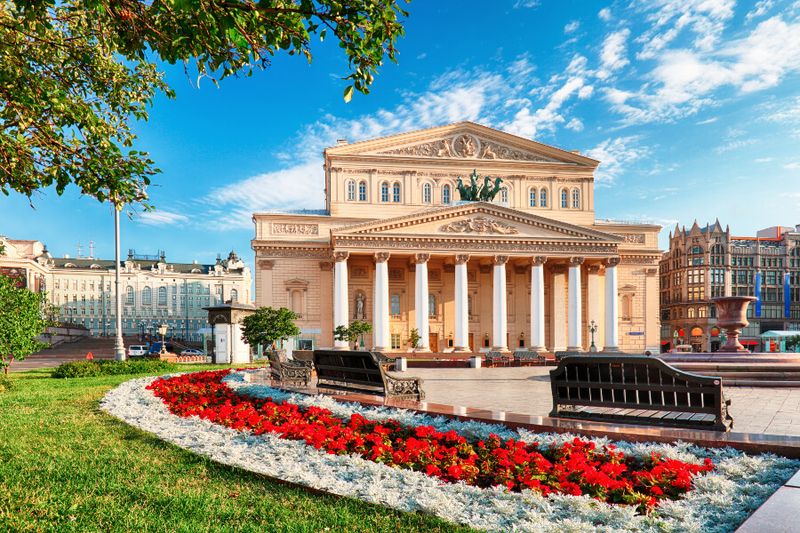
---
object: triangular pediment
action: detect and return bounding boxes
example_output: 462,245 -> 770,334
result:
325,122 -> 598,167
333,203 -> 622,242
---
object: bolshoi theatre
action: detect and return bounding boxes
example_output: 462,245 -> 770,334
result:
251,122 -> 661,354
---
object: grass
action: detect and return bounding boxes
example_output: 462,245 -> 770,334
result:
0,366 -> 470,532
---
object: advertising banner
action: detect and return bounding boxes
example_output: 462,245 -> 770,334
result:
785,272 -> 791,319
754,271 -> 762,317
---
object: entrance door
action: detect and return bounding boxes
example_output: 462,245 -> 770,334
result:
429,333 -> 439,352
468,333 -> 475,352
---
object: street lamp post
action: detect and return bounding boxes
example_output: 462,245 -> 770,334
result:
113,201 -> 126,361
158,323 -> 168,356
588,320 -> 598,352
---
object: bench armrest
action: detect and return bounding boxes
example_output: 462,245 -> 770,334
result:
383,372 -> 425,400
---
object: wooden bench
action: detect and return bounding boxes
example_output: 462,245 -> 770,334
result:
549,355 -> 734,432
268,350 -> 313,386
313,350 -> 425,401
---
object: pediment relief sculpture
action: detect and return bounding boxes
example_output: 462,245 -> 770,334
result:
439,216 -> 519,235
377,133 -> 556,162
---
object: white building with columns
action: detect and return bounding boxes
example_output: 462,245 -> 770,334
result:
252,122 -> 661,354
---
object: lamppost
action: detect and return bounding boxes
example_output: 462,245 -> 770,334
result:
588,320 -> 598,352
113,200 -> 126,361
158,323 -> 168,356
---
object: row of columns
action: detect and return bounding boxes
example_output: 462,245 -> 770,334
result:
332,251 -> 620,352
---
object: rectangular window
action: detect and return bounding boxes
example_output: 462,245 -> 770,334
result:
390,334 -> 401,350
390,294 -> 401,317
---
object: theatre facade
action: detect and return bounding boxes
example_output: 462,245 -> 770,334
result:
252,122 -> 661,354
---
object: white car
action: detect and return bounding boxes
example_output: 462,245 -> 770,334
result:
180,348 -> 205,356
127,345 -> 148,357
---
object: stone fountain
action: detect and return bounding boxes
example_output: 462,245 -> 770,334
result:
712,296 -> 757,353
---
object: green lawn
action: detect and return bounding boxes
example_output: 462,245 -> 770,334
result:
0,366 -> 470,532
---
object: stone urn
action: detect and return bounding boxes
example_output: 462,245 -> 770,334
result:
712,296 -> 757,353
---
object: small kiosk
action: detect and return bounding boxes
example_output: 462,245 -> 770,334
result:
204,302 -> 256,364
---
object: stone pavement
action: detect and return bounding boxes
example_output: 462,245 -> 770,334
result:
408,366 -> 800,436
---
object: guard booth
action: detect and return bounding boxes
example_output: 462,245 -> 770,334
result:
204,303 -> 256,364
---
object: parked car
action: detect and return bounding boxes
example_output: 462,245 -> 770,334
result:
127,345 -> 148,357
180,348 -> 205,356
148,342 -> 176,355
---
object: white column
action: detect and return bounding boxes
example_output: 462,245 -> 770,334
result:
567,256 -> 584,351
604,257 -> 620,351
529,256 -> 546,352
413,253 -> 430,351
454,254 -> 470,352
492,255 -> 509,351
587,264 -> 604,351
372,253 -> 390,351
333,251 -> 349,349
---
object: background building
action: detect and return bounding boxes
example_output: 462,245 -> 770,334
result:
660,222 -> 800,352
252,122 -> 662,353
0,237 -> 251,343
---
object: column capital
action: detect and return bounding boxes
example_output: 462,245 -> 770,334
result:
374,252 -> 391,263
531,256 -> 547,266
257,259 -> 274,270
455,254 -> 470,265
412,253 -> 430,264
319,261 -> 333,271
333,251 -> 350,263
569,256 -> 585,267
604,256 -> 621,268
493,255 -> 509,266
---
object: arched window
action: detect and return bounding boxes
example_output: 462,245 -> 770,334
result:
687,307 -> 696,318
358,181 -> 367,202
392,182 -> 401,203
428,293 -> 436,318
157,286 -> 167,306
422,182 -> 432,203
126,286 -> 134,305
380,182 -> 390,202
540,188 -> 548,207
442,184 -> 451,204
346,180 -> 356,201
230,289 -> 238,303
529,188 -> 537,207
571,188 -> 581,209
142,286 -> 152,305
499,187 -> 508,204
560,188 -> 568,208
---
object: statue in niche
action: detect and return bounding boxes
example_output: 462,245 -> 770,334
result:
355,292 -> 366,319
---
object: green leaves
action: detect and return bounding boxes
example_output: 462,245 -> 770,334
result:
2,1 -> 408,204
241,307 -> 300,348
0,276 -> 53,372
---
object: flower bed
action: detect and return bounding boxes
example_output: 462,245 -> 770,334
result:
101,369 -> 800,532
148,369 -> 711,513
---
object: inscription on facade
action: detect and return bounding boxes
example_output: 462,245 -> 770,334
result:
272,223 -> 319,236
615,233 -> 646,244
439,216 -> 519,235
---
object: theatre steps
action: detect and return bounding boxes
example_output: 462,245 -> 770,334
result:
659,354 -> 800,386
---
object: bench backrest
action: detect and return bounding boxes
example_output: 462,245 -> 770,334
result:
550,355 -> 724,415
313,350 -> 387,394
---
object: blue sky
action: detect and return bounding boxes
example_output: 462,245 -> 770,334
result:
3,0 -> 800,266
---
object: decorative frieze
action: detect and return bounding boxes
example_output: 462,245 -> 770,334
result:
351,266 -> 369,279
615,233 -> 646,244
389,268 -> 405,280
439,216 -> 519,235
376,134 -> 555,162
271,223 -> 319,236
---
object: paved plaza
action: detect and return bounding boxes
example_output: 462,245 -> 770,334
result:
409,366 -> 800,436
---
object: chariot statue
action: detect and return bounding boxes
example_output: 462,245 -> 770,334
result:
455,170 -> 503,202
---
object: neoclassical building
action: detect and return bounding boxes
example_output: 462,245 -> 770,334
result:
252,122 -> 661,353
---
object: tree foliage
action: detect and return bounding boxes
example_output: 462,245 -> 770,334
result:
1,0 -> 408,204
0,275 -> 51,374
333,320 -> 371,345
241,306 -> 300,349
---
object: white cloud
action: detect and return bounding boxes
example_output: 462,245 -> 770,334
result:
755,157 -> 773,163
416,52 -> 427,60
564,20 -> 580,34
598,8 -> 612,21
598,29 -> 631,79
784,162 -> 800,170
584,136 -> 648,184
607,16 -> 800,124
714,139 -> 756,154
137,210 -> 189,226
503,76 -> 587,138
513,0 -> 539,8
565,118 -> 584,131
696,117 -> 718,125
745,0 -> 775,22
764,96 -> 800,123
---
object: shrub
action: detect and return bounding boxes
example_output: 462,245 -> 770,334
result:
0,377 -> 12,393
52,359 -> 178,379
